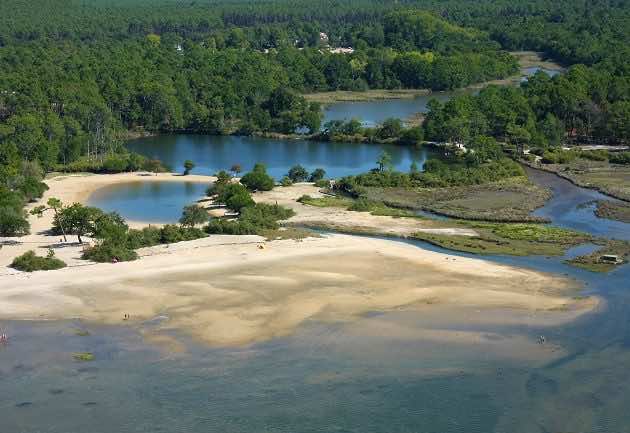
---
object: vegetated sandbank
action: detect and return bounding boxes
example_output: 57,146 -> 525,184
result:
0,174 -> 598,348
0,172 -> 214,269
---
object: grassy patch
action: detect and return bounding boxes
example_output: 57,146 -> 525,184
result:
567,240 -> 630,273
259,227 -> 320,240
302,89 -> 429,104
411,223 -> 590,256
533,158 -> 630,202
362,177 -> 551,222
297,195 -> 353,208
298,194 -> 418,217
595,200 -> 630,223
73,352 -> 95,362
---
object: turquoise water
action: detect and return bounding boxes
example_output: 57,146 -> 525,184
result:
87,180 -> 208,223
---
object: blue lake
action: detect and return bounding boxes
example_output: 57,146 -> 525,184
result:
127,134 -> 429,179
87,180 -> 208,223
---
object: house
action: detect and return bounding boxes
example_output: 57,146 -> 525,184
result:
600,254 -> 622,264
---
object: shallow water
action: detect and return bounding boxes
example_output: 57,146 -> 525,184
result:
87,180 -> 208,223
4,170 -> 630,432
526,167 -> 630,240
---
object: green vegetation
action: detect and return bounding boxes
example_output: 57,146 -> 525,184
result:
73,352 -> 95,362
361,177 -> 551,222
3,0 -> 630,232
240,164 -> 275,192
298,195 -> 353,208
10,250 -> 67,272
287,165 -> 309,183
316,119 -> 424,145
258,227 -> 319,241
179,204 -> 209,227
595,201 -> 630,223
183,160 -> 195,176
206,203 -> 295,235
530,154 -> 630,201
412,223 -> 591,257
309,168 -> 326,182
568,240 -> 630,273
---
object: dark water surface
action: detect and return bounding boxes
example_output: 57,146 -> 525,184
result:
127,134 -> 428,179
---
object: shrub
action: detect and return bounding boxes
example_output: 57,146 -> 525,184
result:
240,163 -> 275,191
179,204 -> 209,227
11,250 -> 66,272
205,203 -> 295,235
0,206 -> 30,236
183,160 -> 195,175
288,164 -> 308,182
314,179 -> 330,188
159,224 -> 206,243
348,197 -> 380,212
280,176 -> 293,186
207,170 -> 233,196
309,168 -> 326,182
82,241 -> 138,263
126,227 -> 162,249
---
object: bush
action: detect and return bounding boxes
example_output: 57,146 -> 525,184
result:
159,224 -> 206,243
314,179 -> 331,188
207,170 -> 233,196
610,152 -> 630,165
126,227 -> 162,249
280,176 -> 293,187
348,197 -> 380,212
205,203 -> 295,235
288,164 -> 308,182
309,168 -> 326,182
82,241 -> 138,263
11,250 -> 66,272
179,204 -> 209,227
183,160 -> 195,175
240,163 -> 275,191
0,206 -> 30,236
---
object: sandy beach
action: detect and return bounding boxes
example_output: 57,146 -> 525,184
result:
0,172 -> 214,269
254,183 -> 478,237
0,173 -> 598,348
0,232 -> 598,346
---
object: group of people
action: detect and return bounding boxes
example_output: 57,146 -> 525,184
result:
0,332 -> 7,344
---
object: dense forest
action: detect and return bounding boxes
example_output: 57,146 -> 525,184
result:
1,0 -> 630,236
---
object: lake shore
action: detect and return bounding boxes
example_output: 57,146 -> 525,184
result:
0,172 -> 214,269
303,51 -> 564,105
0,233 -> 599,347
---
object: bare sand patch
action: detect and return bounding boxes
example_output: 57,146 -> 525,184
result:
253,183 -> 478,237
0,234 -> 598,347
